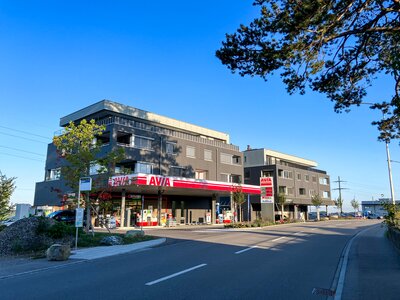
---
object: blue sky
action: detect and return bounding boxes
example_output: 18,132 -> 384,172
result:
0,1 -> 397,212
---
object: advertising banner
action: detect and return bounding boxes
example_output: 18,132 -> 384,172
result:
260,177 -> 274,203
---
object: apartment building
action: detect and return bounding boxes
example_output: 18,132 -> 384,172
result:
243,148 -> 333,221
34,100 -> 260,226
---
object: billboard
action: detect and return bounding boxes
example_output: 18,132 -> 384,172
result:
260,177 -> 274,203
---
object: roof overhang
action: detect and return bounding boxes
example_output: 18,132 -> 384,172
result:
107,173 -> 260,197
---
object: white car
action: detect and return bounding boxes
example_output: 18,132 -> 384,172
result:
0,218 -> 16,226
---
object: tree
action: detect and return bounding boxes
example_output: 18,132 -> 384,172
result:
232,185 -> 246,222
335,196 -> 344,216
276,192 -> 286,222
216,0 -> 400,140
312,194 -> 323,221
350,198 -> 360,214
0,171 -> 16,221
53,119 -> 124,232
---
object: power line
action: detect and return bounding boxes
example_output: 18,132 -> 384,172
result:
0,151 -> 45,162
0,145 -> 45,157
0,125 -> 50,140
0,131 -> 49,144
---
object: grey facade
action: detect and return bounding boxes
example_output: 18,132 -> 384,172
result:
34,100 -> 248,225
244,148 -> 333,221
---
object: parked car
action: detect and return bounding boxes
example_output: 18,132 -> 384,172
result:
48,210 -> 77,224
367,214 -> 383,219
0,217 -> 16,226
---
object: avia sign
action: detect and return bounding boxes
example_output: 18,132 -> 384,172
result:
147,175 -> 174,187
260,177 -> 274,203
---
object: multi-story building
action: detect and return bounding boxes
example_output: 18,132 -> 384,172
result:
34,100 -> 260,226
243,148 -> 333,221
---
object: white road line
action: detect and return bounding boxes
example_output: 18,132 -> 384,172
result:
271,236 -> 286,242
235,246 -> 258,254
145,264 -> 207,286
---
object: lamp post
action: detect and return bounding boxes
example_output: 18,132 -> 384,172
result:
361,102 -> 395,205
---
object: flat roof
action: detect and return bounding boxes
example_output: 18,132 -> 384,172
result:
244,148 -> 318,167
60,100 -> 230,142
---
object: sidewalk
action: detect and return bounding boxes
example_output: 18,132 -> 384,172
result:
340,225 -> 400,299
0,238 -> 165,279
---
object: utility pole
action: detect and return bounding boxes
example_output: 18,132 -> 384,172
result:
333,176 -> 348,215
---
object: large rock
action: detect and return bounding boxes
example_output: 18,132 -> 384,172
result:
46,244 -> 71,261
100,235 -> 123,246
125,230 -> 144,237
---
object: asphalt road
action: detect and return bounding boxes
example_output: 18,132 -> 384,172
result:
0,220 -> 388,300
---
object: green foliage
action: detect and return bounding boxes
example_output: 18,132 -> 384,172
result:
76,231 -> 153,248
46,222 -> 75,239
351,198 -> 360,212
335,196 -> 343,211
382,203 -> 400,229
0,224 -> 6,232
0,171 -> 16,221
216,0 -> 400,140
311,194 -> 323,208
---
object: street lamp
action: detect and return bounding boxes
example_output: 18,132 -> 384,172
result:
361,102 -> 395,205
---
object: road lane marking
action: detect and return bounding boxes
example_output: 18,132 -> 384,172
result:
145,264 -> 207,286
271,236 -> 286,242
235,246 -> 258,254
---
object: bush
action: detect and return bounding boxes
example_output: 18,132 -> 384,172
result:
0,224 -> 6,232
46,222 -> 75,239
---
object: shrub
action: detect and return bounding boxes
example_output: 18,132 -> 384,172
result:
46,222 -> 75,239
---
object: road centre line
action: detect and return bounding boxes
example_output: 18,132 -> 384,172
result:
235,246 -> 258,254
145,264 -> 207,286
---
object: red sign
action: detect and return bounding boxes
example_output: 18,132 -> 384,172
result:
147,175 -> 174,187
260,177 -> 274,203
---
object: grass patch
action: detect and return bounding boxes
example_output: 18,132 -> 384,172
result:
76,231 -> 154,248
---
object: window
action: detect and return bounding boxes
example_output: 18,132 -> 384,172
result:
135,162 -> 153,174
262,171 -> 273,177
312,176 -> 317,183
244,170 -> 250,179
117,131 -> 131,145
204,149 -> 212,161
322,191 -> 330,198
166,142 -> 177,155
299,188 -> 306,196
266,156 -> 276,165
90,163 -> 105,175
297,173 -> 301,180
287,187 -> 294,195
97,132 -> 110,145
132,135 -> 153,150
220,153 -> 232,164
305,174 -> 309,182
186,146 -> 196,158
170,166 -> 186,177
319,177 -> 329,185
231,174 -> 242,184
232,155 -> 241,165
279,186 -> 287,195
220,173 -> 231,182
46,168 -> 61,181
278,169 -> 293,179
195,170 -> 208,180
309,189 -> 316,196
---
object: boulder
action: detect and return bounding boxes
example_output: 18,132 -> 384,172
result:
100,235 -> 123,246
46,244 -> 71,261
125,230 -> 144,237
